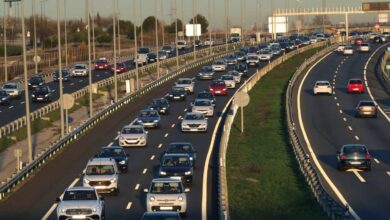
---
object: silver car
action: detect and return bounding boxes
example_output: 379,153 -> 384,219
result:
228,70 -> 241,83
191,99 -> 214,117
71,64 -> 88,77
144,178 -> 189,214
197,66 -> 215,80
212,59 -> 227,72
181,112 -> 208,132
221,74 -> 236,88
119,125 -> 148,147
175,78 -> 195,94
2,82 -> 22,98
56,187 -> 105,220
83,158 -> 119,194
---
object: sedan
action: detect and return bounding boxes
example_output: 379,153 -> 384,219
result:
31,85 -> 53,103
209,80 -> 227,96
161,45 -> 175,54
359,43 -> 370,52
165,142 -> 197,167
118,125 -> 148,147
159,153 -> 194,185
111,62 -> 128,73
136,109 -> 161,128
347,78 -> 364,93
0,90 -> 12,105
147,98 -> 170,115
197,66 -> 215,80
53,69 -> 71,82
225,54 -> 238,65
196,90 -> 216,106
2,82 -> 22,99
246,55 -> 259,67
313,81 -> 332,95
158,50 -> 169,60
71,64 -> 88,77
181,112 -> 208,132
28,75 -> 45,90
175,78 -> 195,94
95,58 -> 109,70
234,51 -> 246,61
228,70 -> 241,84
220,74 -> 236,88
337,144 -> 371,171
146,53 -> 157,63
191,99 -> 214,117
212,59 -> 227,72
355,100 -> 377,118
234,63 -> 248,78
343,46 -> 353,55
166,86 -> 187,101
96,146 -> 129,173
258,49 -> 272,61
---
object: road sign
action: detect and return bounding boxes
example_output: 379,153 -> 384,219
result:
235,92 -> 250,107
363,2 -> 390,12
33,55 -> 41,64
378,14 -> 388,23
62,94 -> 75,110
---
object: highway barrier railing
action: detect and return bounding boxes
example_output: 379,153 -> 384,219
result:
0,44 -> 231,139
0,43 -> 239,200
215,40 -> 345,220
380,50 -> 390,85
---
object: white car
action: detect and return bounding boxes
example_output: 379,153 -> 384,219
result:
343,46 -> 353,55
220,74 -> 236,88
246,55 -> 259,67
204,39 -> 214,46
258,49 -> 272,61
181,112 -> 208,132
118,125 -> 148,147
83,158 -> 119,194
71,64 -> 88,77
212,59 -> 227,72
313,81 -> 332,95
359,43 -> 370,52
2,82 -> 22,98
191,99 -> 214,117
228,70 -> 241,83
175,78 -> 195,94
335,44 -> 346,52
177,40 -> 188,50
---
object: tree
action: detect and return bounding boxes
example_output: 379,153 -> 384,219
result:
189,14 -> 209,33
142,16 -> 161,32
311,15 -> 331,26
165,19 -> 183,33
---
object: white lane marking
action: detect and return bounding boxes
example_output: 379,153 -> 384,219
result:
333,91 -> 336,95
333,86 -> 335,89
336,103 -> 340,106
135,184 -> 140,190
387,171 -> 390,176
9,106 -> 14,109
374,158 -> 380,164
114,134 -> 119,140
171,124 -> 175,128
70,83 -> 74,86
178,116 -> 182,119
339,110 -> 343,114
79,80 -> 83,83
158,143 -> 163,148
0,110 -> 2,113
164,133 -> 169,138
343,117 -> 347,122
142,168 -> 147,174
108,142 -> 114,146
126,202 -> 132,210
355,136 -> 360,141
348,126 -> 352,131
184,108 -> 187,112
297,51 -> 361,220
363,44 -> 390,123
150,155 -> 155,160
333,74 -> 337,78
96,74 -> 100,77
20,101 -> 25,104
350,169 -> 366,183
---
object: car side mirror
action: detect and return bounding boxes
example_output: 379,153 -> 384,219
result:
56,197 -> 61,203
185,188 -> 190,193
143,188 -> 149,193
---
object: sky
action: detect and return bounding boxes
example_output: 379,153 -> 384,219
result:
1,0 -> 388,30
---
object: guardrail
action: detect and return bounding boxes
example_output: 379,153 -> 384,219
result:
216,40 -> 339,220
0,44 -> 230,139
0,43 -> 238,200
380,50 -> 390,85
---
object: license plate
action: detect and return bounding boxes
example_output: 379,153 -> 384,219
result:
160,207 -> 173,211
174,97 -> 180,99
99,66 -> 103,69
215,91 -> 221,94
353,88 -> 358,91
37,98 -> 43,100
73,215 -> 87,219
350,161 -> 361,165
363,112 -> 371,115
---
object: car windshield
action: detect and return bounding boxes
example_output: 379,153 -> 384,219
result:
117,63 -> 125,67
227,55 -> 236,59
222,75 -> 234,80
162,156 -> 191,167
316,82 -> 330,86
36,87 -> 49,93
139,111 -> 158,117
349,80 -> 362,84
185,114 -> 204,120
74,65 -> 86,69
343,146 -> 367,154
214,61 -> 224,65
235,64 -> 246,69
168,144 -> 193,153
229,71 -> 239,76
177,79 -> 192,84
361,44 -> 369,46
3,84 -> 17,89
212,81 -> 225,86
197,93 -> 213,99
194,100 -> 211,106
148,53 -> 156,58
150,182 -> 183,194
359,101 -> 375,107
99,148 -> 125,157
143,215 -> 180,220
201,66 -> 213,72
86,165 -> 115,175
153,99 -> 168,105
96,60 -> 107,64
248,56 -> 258,60
345,46 -> 352,49
138,48 -> 150,53
55,69 -> 68,75
63,190 -> 97,201
172,87 -> 185,92
162,46 -> 172,50
122,127 -> 144,134
30,77 -> 43,83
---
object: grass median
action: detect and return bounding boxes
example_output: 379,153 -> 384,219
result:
227,47 -> 329,220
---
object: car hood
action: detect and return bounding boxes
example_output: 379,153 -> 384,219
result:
138,116 -> 159,121
169,91 -> 186,95
149,104 -> 169,109
193,106 -> 212,110
182,119 -> 206,124
84,174 -> 116,181
58,200 -> 99,210
160,166 -> 192,173
121,133 -> 145,139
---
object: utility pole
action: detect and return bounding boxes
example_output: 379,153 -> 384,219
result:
33,0 -> 38,73
91,0 -> 96,61
117,0 -> 121,57
256,0 -> 259,42
175,0 -> 179,69
56,0 -> 65,138
192,0 -> 196,60
161,0 -> 165,46
322,0 -> 326,33
133,0 -> 139,90
140,0 -> 144,47
3,2 -> 8,82
225,0 -> 228,51
240,0 -> 243,47
112,0 -> 118,102
87,0 -> 93,118
208,0 -> 212,54
63,0 -> 68,67
155,0 -> 160,79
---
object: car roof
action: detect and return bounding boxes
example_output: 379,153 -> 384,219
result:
169,142 -> 192,146
315,80 -> 330,83
143,211 -> 180,217
152,177 -> 182,183
101,146 -> 123,150
87,157 -> 116,165
123,124 -> 144,129
163,153 -> 191,158
194,98 -> 211,103
185,112 -> 203,116
67,186 -> 95,191
342,144 -> 366,148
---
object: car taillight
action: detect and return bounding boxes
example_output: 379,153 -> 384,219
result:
365,153 -> 371,159
341,154 -> 347,159
209,87 -> 214,91
222,88 -> 227,91
104,64 -> 108,67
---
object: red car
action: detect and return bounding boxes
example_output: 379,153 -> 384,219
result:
111,62 -> 127,73
209,80 -> 227,96
347,78 -> 364,93
95,58 -> 109,70
354,38 -> 364,45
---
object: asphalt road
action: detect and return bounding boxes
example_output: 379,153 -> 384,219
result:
292,43 -> 390,220
0,48 -> 271,219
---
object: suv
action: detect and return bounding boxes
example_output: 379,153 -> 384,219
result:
2,82 -> 22,99
82,158 -> 119,194
175,78 -> 195,94
144,178 -> 189,214
56,187 -> 105,220
31,85 -> 53,103
95,146 -> 129,173
28,75 -> 45,90
136,109 -> 161,128
148,98 -> 170,115
159,153 -> 194,186
118,125 -> 148,147
211,59 -> 227,72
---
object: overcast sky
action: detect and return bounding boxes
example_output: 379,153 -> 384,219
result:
1,0 -> 387,29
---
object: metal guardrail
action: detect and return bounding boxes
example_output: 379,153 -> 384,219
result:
380,50 -> 390,85
0,44 -> 229,139
216,40 -> 338,220
0,43 -> 238,200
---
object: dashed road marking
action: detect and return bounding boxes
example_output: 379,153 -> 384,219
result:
339,110 -> 343,114
126,202 -> 132,210
387,171 -> 390,177
158,143 -> 163,148
355,136 -> 360,141
178,116 -> 182,119
334,97 -> 337,100
171,124 -> 175,128
142,168 -> 147,174
184,108 -> 187,112
164,133 -> 169,138
374,158 -> 380,164
114,134 -> 120,140
150,155 -> 155,160
79,80 -> 83,83
350,169 -> 366,183
108,142 -> 114,146
343,117 -> 347,122
333,91 -> 336,95
135,184 -> 140,190
336,103 -> 340,106
20,101 -> 25,104
70,83 -> 74,86
348,126 -> 352,131
9,106 -> 14,109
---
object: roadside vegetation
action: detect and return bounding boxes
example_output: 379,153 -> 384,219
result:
227,47 -> 329,220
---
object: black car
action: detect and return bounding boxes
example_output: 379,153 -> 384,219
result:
142,212 -> 181,220
96,146 -> 129,173
197,66 -> 215,80
138,47 -> 151,54
136,109 -> 161,128
166,86 -> 187,101
147,98 -> 170,115
159,153 -> 193,186
53,69 -> 71,82
234,51 -> 246,61
28,75 -> 45,90
0,90 -> 11,105
234,63 -> 248,77
280,42 -> 295,52
196,90 -> 216,106
32,85 -> 53,103
166,142 -> 197,167
146,53 -> 157,63
337,144 -> 371,171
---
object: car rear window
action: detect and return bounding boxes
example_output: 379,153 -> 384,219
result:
343,146 -> 367,154
316,82 -> 329,86
349,79 -> 362,84
359,101 -> 375,107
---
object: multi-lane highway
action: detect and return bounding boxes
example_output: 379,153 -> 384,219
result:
0,47 -> 270,219
292,43 -> 390,220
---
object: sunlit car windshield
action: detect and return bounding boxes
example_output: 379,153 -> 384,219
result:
122,127 -> 144,134
150,182 -> 183,194
162,156 -> 191,167
172,87 -> 185,92
194,100 -> 211,106
99,148 -> 125,157
3,84 -> 17,89
86,165 -> 115,175
63,190 -> 97,201
185,114 -> 204,120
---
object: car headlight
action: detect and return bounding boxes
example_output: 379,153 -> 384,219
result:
185,171 -> 192,175
137,120 -> 143,123
110,178 -> 117,183
162,107 -> 167,110
180,94 -> 184,97
190,157 -> 193,161
140,136 -> 145,140
119,136 -> 125,141
160,171 -> 167,175
60,208 -> 66,213
32,94 -> 35,97
92,208 -> 98,212
149,196 -> 155,201
119,160 -> 126,165
169,94 -> 173,97
45,94 -> 49,97
1,98 -> 6,101
199,73 -> 203,75
28,83 -> 31,85
178,196 -> 184,201
39,82 -> 43,85
153,120 -> 159,123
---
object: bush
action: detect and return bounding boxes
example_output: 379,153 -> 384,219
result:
0,45 -> 22,56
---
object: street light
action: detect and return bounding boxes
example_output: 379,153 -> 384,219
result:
112,0 -> 118,102
63,0 -> 68,67
32,0 -> 38,73
155,0 -> 160,79
133,0 -> 139,90
3,1 -> 8,82
192,0 -> 196,61
175,0 -> 179,69
87,0 -> 93,118
55,0 -> 65,138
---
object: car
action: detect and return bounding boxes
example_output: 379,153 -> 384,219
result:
177,40 -> 188,50
234,51 -> 246,61
181,112 -> 208,132
234,63 -> 248,77
355,100 -> 378,118
0,90 -> 11,105
347,78 -> 364,93
191,98 -> 214,117
280,41 -> 295,52
2,82 -> 22,99
118,125 -> 148,147
316,33 -> 325,41
53,68 -> 71,82
159,153 -> 194,185
309,36 -> 318,43
31,85 -> 53,103
246,55 -> 259,67
299,36 -> 311,46
211,59 -> 227,72
166,86 -> 187,101
197,66 -> 215,80
165,142 -> 197,167
158,50 -> 169,60
359,43 -> 370,52
294,39 -> 303,48
258,49 -> 272,61
56,187 -> 105,220
313,81 -> 332,95
136,109 -> 161,128
144,178 -> 189,214
209,80 -> 227,96
203,39 -> 214,46
142,212 -> 182,220
111,62 -> 128,73
372,35 -> 386,43
161,45 -> 175,54
247,46 -> 259,55
136,47 -> 151,65
192,40 -> 203,47
220,74 -> 236,88
95,146 -> 129,173
225,54 -> 238,65
270,43 -> 282,56
28,75 -> 45,90
71,64 -> 88,76
146,52 -> 157,63
95,58 -> 109,70
147,98 -> 170,115
82,157 -> 119,194
196,90 -> 216,106
175,78 -> 195,94
343,46 -> 353,55
337,144 -> 371,171
228,70 -> 241,83
354,37 -> 364,45
336,44 -> 346,52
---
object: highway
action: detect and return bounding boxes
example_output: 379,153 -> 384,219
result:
292,43 -> 390,220
0,49 -> 270,219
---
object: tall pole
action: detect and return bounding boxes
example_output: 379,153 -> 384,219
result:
192,0 -> 196,60
225,0 -> 228,51
175,0 -> 179,69
63,0 -> 68,67
33,0 -> 38,73
56,0 -> 65,138
140,0 -> 144,47
87,0 -> 93,118
240,0 -> 243,46
3,2 -> 8,82
113,0 -> 118,102
181,0 -> 184,41
117,0 -> 121,57
208,0 -> 212,54
256,0 -> 259,42
91,0 -> 96,61
133,0 -> 139,90
20,0 -> 33,162
161,0 -> 165,46
155,0 -> 160,79
345,13 -> 349,42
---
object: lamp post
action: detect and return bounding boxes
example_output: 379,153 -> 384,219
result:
56,0 -> 65,138
3,1 -> 8,82
133,0 -> 139,90
87,0 -> 93,118
112,0 -> 118,102
192,0 -> 196,61
155,0 -> 160,79
116,0 -> 121,57
91,0 -> 95,61
225,0 -> 228,51
32,0 -> 38,72
63,0 -> 68,67
175,0 -> 179,69
208,0 -> 212,54
140,0 -> 143,47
